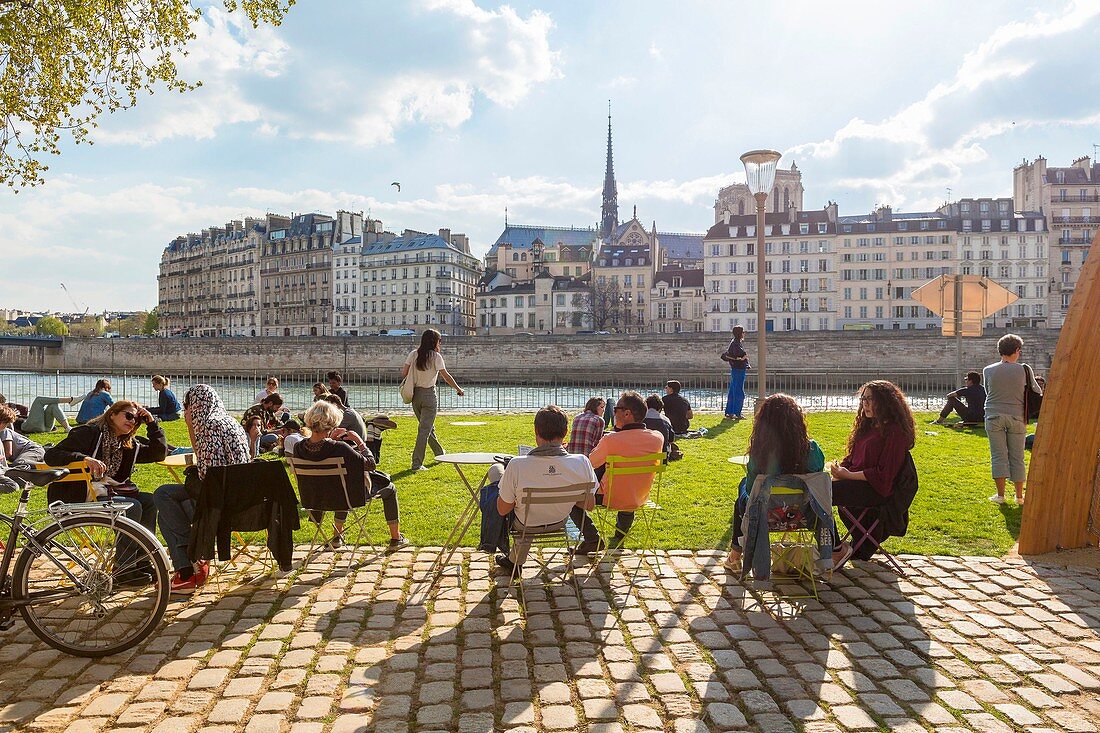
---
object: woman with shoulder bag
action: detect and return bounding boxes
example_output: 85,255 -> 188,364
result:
722,326 -> 750,420
44,400 -> 167,586
401,329 -> 464,471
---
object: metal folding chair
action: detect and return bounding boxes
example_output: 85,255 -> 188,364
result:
766,485 -> 821,600
37,461 -> 96,503
591,452 -> 666,594
287,456 -> 375,569
837,505 -> 905,575
507,482 -> 595,611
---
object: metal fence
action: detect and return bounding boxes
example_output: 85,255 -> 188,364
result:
1,368 -> 964,415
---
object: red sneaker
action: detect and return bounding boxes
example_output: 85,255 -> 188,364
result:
194,560 -> 210,585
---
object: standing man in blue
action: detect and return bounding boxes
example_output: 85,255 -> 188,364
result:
722,326 -> 749,420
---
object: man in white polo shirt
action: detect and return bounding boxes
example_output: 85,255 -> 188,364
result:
494,405 -> 598,574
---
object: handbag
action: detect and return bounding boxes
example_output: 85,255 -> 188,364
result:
1022,363 -> 1043,422
399,371 -> 415,405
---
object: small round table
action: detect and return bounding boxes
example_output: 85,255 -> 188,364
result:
158,452 -> 196,483
429,452 -> 513,578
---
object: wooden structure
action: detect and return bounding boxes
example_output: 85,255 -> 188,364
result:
1019,230 -> 1100,554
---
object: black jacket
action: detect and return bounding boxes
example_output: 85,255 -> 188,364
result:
187,460 -> 300,570
44,422 -> 168,481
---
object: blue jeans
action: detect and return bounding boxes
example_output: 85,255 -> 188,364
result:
153,483 -> 195,572
725,368 -> 747,417
114,492 -> 158,569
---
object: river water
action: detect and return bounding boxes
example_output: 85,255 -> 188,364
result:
0,369 -> 952,415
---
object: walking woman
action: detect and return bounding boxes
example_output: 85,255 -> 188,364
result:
45,400 -> 167,586
722,325 -> 750,419
153,384 -> 251,594
148,375 -> 182,422
76,379 -> 114,424
401,328 -> 464,470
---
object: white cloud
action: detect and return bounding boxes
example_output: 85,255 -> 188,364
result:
607,75 -> 637,89
95,6 -> 290,146
788,0 -> 1100,211
648,42 -> 662,61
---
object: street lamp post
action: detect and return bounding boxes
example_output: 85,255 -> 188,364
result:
740,149 -> 782,402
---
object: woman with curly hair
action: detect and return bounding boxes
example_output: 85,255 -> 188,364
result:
830,380 -> 916,536
725,394 -> 849,571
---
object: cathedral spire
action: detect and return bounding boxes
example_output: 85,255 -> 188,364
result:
599,101 -> 619,240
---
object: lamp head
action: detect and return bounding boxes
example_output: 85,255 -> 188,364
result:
740,149 -> 783,196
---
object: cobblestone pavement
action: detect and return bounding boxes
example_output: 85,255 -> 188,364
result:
1,548 -> 1098,733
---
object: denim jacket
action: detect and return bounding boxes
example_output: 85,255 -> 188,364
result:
741,472 -> 834,584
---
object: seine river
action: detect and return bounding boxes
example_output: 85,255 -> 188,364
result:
0,369 -> 951,414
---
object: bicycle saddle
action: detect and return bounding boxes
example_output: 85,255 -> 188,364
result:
4,467 -> 70,486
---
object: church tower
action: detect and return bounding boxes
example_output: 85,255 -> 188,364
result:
599,105 -> 619,240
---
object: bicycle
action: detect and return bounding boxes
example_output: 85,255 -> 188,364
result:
0,467 -> 170,657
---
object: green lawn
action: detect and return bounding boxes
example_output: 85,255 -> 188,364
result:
4,412 -> 1023,557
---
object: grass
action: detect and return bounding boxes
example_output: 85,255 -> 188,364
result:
2,412 -> 1025,557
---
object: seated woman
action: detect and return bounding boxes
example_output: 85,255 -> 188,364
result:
76,379 -> 113,424
148,375 -> 182,422
44,400 -> 166,586
725,394 -> 849,572
154,384 -> 252,594
20,394 -> 83,433
295,400 -> 406,551
830,380 -> 916,560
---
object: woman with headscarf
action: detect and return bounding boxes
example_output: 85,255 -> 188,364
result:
153,384 -> 251,594
44,400 -> 166,586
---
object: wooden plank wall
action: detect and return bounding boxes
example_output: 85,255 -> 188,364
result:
1019,229 -> 1100,554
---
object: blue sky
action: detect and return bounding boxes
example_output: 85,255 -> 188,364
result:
2,0 -> 1099,312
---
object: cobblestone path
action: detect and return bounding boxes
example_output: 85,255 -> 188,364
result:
0,549 -> 1098,732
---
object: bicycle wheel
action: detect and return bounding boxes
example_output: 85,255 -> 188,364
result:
12,514 -> 170,657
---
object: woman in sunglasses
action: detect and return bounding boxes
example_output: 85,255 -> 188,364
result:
44,400 -> 167,586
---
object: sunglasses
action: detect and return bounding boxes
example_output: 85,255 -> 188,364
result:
122,411 -> 138,422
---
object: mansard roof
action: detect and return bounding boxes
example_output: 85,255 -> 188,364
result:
658,232 -> 704,260
490,225 -> 599,255
362,233 -> 465,256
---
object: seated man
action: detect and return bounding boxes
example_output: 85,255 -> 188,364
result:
258,419 -> 306,456
642,394 -> 673,454
242,393 -> 285,458
321,394 -> 367,440
491,405 -> 598,574
571,391 -> 665,554
661,381 -> 693,435
932,371 -> 986,425
0,405 -> 45,468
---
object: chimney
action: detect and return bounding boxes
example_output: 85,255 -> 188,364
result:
723,211 -> 731,225
788,202 -> 798,224
439,228 -> 451,244
825,201 -> 839,223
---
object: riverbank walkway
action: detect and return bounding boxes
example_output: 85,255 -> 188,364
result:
1,549 -> 1098,733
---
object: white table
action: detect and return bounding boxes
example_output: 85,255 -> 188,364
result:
428,452 -> 512,578
158,451 -> 195,483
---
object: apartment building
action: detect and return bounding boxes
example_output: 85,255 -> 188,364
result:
1014,155 -> 1098,326
333,214 -> 396,336
650,266 -> 705,333
940,198 -> 1048,329
476,271 -> 591,334
591,239 -> 652,334
158,217 -> 264,337
702,205 -> 839,333
360,229 -> 480,335
485,225 -> 598,280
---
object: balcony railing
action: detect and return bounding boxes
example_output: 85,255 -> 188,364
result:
1058,237 -> 1093,245
1054,194 -> 1100,203
1052,216 -> 1096,224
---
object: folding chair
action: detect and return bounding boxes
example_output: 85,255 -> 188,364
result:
835,453 -> 917,575
837,505 -> 904,574
286,456 -> 375,569
37,461 -> 95,503
765,484 -> 822,600
592,452 -> 666,593
507,482 -> 594,611
188,462 -> 300,591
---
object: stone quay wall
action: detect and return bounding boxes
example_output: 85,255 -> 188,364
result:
0,330 -> 1060,382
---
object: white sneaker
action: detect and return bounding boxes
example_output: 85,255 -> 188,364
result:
988,494 -> 1005,504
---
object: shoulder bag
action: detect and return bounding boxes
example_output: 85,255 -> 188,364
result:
1022,363 -> 1043,422
399,368 -> 415,405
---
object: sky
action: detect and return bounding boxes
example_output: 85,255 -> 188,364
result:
2,0 -> 1099,312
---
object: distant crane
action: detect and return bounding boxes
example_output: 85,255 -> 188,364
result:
59,283 -> 89,318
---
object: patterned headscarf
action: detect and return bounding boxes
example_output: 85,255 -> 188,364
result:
184,384 -> 250,478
